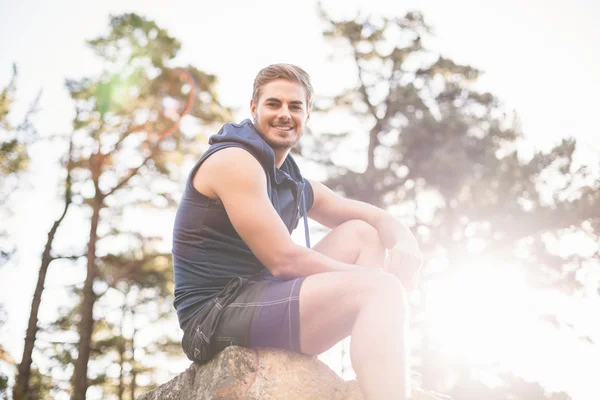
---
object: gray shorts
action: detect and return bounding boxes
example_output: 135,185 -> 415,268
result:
181,276 -> 305,364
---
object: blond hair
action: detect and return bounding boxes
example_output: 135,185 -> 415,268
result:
252,64 -> 314,110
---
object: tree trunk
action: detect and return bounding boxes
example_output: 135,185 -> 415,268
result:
71,195 -> 102,400
118,305 -> 126,400
14,221 -> 61,399
367,124 -> 379,174
130,312 -> 137,400
130,372 -> 136,400
118,338 -> 125,400
14,139 -> 73,400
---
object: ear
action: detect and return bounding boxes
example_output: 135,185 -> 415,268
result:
250,99 -> 257,120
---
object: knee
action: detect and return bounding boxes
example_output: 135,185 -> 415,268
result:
359,272 -> 408,311
340,219 -> 384,248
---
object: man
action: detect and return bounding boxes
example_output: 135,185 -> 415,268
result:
172,63 -> 422,399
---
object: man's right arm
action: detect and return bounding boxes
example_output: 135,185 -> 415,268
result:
195,147 -> 374,279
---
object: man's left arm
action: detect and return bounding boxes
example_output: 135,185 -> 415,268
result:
307,179 -> 423,281
307,179 -> 417,249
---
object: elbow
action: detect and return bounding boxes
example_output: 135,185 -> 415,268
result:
269,245 -> 301,280
271,267 -> 291,280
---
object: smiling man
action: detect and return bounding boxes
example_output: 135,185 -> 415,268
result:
172,63 -> 423,400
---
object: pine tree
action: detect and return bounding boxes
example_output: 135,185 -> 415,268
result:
9,13 -> 231,400
38,244 -> 180,399
310,6 -> 597,398
0,64 -> 40,264
65,14 -> 232,399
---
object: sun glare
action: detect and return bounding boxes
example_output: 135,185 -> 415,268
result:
423,258 -> 533,365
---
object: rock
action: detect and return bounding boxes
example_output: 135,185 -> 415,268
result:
138,346 -> 350,400
138,346 -> 449,400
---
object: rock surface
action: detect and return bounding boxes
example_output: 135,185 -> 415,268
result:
138,346 -> 446,400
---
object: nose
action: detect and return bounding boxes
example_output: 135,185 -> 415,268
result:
276,105 -> 291,121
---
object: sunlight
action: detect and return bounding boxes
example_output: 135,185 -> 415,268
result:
423,257 -> 533,365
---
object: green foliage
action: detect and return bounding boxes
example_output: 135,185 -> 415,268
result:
312,5 -> 597,398
0,65 -> 25,175
0,64 -> 40,266
0,66 -> 42,274
10,11 -> 228,399
0,64 -> 39,180
314,5 -> 600,284
25,368 -> 53,400
0,376 -> 7,400
0,304 -> 10,400
87,13 -> 181,70
42,13 -> 234,398
40,248 -> 180,399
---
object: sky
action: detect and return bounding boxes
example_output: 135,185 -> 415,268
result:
1,0 -> 599,398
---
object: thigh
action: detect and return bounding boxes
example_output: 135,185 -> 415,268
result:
298,270 -> 401,356
312,219 -> 385,268
211,277 -> 306,354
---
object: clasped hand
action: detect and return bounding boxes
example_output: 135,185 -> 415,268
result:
376,214 -> 423,289
383,241 -> 423,289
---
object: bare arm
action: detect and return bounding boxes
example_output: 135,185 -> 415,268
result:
308,179 -> 416,249
306,179 -> 423,283
197,148 -> 374,279
307,179 -> 385,229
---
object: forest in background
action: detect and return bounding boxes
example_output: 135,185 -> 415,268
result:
1,6 -> 598,400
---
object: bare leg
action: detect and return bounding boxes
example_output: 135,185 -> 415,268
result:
300,219 -> 409,400
311,219 -> 386,269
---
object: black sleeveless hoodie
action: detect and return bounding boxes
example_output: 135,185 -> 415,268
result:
172,119 -> 313,328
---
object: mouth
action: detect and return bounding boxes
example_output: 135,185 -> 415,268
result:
270,124 -> 294,132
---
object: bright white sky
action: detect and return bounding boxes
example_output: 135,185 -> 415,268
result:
1,0 -> 599,399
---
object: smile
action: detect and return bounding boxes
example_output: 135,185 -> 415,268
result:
271,125 -> 294,132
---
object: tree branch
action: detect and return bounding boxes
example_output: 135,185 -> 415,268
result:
110,119 -> 149,154
50,254 -> 85,261
103,151 -> 154,199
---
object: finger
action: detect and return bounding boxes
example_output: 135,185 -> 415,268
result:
383,250 -> 390,271
385,249 -> 394,271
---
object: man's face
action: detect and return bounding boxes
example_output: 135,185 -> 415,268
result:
250,79 -> 310,150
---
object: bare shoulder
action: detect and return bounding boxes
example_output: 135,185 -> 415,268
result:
193,147 -> 265,200
193,147 -> 296,275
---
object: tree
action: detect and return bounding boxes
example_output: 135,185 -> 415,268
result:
310,5 -> 597,398
1,63 -> 51,400
0,304 -> 10,400
37,244 -> 179,399
0,64 -> 40,264
92,248 -> 180,399
61,14 -> 232,399
13,136 -> 76,400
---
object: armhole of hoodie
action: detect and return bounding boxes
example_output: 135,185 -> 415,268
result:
303,178 -> 315,213
186,144 -> 268,201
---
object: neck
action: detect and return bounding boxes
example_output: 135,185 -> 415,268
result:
273,148 -> 290,169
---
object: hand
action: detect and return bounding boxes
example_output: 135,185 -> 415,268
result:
375,212 -> 419,251
383,242 -> 423,290
375,213 -> 423,288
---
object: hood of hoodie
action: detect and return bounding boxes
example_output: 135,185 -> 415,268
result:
208,119 -> 304,185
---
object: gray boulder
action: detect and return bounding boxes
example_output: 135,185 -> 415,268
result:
138,346 -> 447,400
